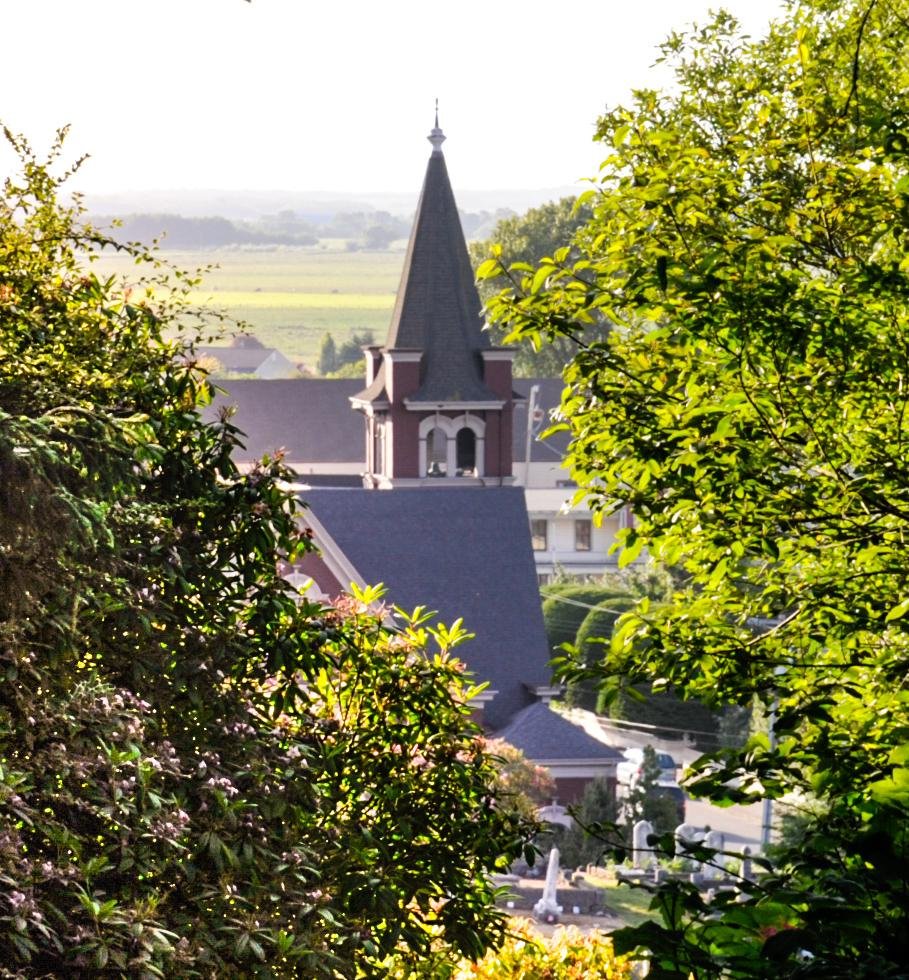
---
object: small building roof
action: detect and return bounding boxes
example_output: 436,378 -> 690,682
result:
495,702 -> 624,762
302,485 -> 552,729
197,345 -> 284,373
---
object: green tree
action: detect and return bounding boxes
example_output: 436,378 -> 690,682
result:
469,197 -> 593,377
335,328 -> 375,371
0,129 -> 527,977
485,738 -> 556,823
317,330 -> 337,375
559,776 -> 619,868
541,582 -> 630,652
543,575 -> 714,726
622,747 -> 678,837
363,224 -> 396,250
572,596 -> 634,710
483,1 -> 909,974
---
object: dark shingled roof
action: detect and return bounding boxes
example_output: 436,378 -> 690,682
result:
204,379 -> 364,465
356,136 -> 498,405
303,486 -> 552,729
494,702 -> 624,761
202,378 -> 568,469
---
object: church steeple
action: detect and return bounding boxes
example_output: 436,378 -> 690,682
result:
428,99 -> 446,154
351,115 -> 516,487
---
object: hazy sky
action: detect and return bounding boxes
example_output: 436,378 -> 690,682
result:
2,0 -> 784,195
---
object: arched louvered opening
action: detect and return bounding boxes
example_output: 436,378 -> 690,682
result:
427,427 -> 448,476
456,427 -> 477,476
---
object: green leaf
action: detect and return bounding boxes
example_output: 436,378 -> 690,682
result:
885,597 -> 909,622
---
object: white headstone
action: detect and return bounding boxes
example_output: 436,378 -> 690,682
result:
533,847 -> 563,922
703,829 -> 726,880
674,822 -> 700,858
741,846 -> 754,882
632,819 -> 654,869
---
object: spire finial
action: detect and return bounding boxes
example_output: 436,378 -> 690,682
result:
428,99 -> 446,154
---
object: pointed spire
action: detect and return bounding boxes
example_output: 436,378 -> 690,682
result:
428,98 -> 446,154
352,110 -> 504,411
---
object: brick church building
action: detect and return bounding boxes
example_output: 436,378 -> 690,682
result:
211,115 -> 622,794
296,114 -> 556,731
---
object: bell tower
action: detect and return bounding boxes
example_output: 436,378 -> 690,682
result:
351,111 -> 516,487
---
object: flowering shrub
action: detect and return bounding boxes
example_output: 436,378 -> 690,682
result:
485,738 -> 556,822
0,131 -> 528,977
381,919 -> 631,979
456,920 -> 632,979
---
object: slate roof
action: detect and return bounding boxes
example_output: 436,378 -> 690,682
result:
202,377 -> 568,468
356,130 -> 499,406
495,702 -> 624,761
303,486 -> 552,729
204,379 -> 364,464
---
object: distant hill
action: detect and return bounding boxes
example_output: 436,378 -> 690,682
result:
92,213 -> 318,249
86,202 -> 530,249
77,186 -> 580,222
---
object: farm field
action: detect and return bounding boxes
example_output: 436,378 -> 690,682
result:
89,246 -> 406,370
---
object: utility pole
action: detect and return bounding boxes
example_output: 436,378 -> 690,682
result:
523,384 -> 539,487
760,696 -> 776,849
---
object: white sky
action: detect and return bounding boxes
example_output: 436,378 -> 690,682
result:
1,0 -> 783,196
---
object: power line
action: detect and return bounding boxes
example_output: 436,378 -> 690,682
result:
594,716 -> 724,740
540,590 -> 630,612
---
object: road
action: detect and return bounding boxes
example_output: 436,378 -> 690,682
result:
683,797 -> 764,850
561,708 -> 770,852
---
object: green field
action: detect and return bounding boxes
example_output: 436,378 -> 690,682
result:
90,246 -> 406,369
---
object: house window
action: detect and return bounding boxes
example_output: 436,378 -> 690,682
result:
530,518 -> 548,551
537,572 -> 551,586
456,427 -> 476,475
575,519 -> 592,551
427,427 -> 447,476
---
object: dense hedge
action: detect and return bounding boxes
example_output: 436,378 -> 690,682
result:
541,584 -> 629,652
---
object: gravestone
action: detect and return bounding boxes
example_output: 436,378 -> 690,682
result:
533,847 -> 563,923
632,819 -> 654,869
703,829 -> 726,880
674,822 -> 701,859
741,846 -> 754,883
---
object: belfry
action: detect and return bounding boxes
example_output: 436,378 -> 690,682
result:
351,111 -> 516,486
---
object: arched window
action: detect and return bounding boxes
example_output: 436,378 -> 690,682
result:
456,427 -> 476,475
418,414 -> 486,478
427,427 -> 447,476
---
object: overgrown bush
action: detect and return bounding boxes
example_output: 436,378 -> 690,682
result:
486,738 -> 556,823
455,919 -> 631,979
382,918 -> 631,979
0,130 -> 527,977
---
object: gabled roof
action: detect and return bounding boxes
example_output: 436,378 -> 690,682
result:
205,379 -> 364,464
302,486 -> 552,729
197,345 -> 287,373
202,378 -> 569,468
356,122 -> 498,406
495,702 -> 624,761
